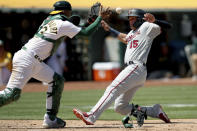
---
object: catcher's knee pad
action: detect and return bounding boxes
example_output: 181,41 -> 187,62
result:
47,73 -> 65,116
0,88 -> 21,107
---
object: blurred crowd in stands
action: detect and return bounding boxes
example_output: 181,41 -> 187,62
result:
0,10 -> 197,82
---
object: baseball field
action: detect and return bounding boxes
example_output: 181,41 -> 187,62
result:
0,78 -> 197,131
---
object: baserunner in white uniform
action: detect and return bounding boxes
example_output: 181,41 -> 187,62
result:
0,0 -> 110,128
73,8 -> 172,127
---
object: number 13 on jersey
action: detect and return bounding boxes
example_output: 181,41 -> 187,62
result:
130,40 -> 139,48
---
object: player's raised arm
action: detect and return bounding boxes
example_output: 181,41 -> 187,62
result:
101,20 -> 127,44
143,13 -> 172,29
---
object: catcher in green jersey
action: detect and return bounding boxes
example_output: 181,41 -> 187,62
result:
0,0 -> 111,128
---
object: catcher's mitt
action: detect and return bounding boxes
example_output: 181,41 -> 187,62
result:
87,2 -> 101,24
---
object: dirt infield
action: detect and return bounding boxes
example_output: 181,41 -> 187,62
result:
19,78 -> 197,92
0,119 -> 197,131
0,78 -> 197,130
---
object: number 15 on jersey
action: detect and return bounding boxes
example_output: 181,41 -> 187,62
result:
130,40 -> 139,49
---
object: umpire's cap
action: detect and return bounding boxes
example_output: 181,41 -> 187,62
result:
50,0 -> 72,15
127,8 -> 145,18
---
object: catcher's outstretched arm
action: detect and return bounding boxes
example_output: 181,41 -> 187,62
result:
77,16 -> 102,36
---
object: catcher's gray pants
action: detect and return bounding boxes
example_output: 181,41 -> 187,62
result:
88,61 -> 147,122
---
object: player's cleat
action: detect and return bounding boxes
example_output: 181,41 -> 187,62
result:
155,104 -> 171,123
73,108 -> 94,125
43,114 -> 66,128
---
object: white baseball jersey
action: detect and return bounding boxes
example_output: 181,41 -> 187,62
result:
25,19 -> 81,60
83,22 -> 162,123
124,22 -> 161,64
7,17 -> 81,89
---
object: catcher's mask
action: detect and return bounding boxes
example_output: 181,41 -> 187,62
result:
127,8 -> 145,28
50,0 -> 72,15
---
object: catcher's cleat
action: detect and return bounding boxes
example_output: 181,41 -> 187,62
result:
155,104 -> 171,123
122,116 -> 134,128
43,114 -> 66,128
73,108 -> 94,125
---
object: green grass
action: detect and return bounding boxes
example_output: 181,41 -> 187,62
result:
0,85 -> 196,120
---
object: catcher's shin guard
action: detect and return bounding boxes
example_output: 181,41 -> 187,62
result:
0,88 -> 21,107
46,73 -> 64,116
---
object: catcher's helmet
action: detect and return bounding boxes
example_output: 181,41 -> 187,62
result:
127,8 -> 145,28
50,1 -> 72,15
